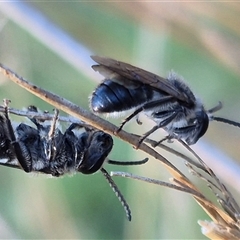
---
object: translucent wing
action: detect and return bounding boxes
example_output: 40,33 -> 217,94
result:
91,56 -> 194,105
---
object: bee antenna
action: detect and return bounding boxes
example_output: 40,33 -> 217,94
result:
207,102 -> 240,128
208,101 -> 223,114
101,168 -> 131,221
108,158 -> 148,166
212,116 -> 240,128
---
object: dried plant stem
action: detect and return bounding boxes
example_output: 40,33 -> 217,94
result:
198,220 -> 240,240
111,171 -> 205,198
0,106 -> 84,124
139,134 -> 207,172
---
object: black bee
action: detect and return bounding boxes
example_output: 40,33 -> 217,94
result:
90,56 -> 240,145
0,103 -> 147,221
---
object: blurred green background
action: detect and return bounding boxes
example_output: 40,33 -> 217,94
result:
0,2 -> 240,239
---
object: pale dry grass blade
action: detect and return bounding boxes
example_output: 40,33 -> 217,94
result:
198,220 -> 240,240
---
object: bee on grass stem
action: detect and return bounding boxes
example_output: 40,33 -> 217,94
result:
90,56 -> 240,146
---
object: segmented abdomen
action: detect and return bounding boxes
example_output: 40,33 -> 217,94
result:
90,80 -> 153,113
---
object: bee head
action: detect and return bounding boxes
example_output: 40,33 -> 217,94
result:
186,110 -> 209,145
77,131 -> 113,174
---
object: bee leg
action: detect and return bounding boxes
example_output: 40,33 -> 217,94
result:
46,109 -> 59,161
151,135 -> 172,147
142,96 -> 175,111
2,100 -> 32,172
27,105 -> 41,126
115,107 -> 143,134
137,111 -> 179,148
136,115 -> 142,125
136,125 -> 160,148
108,157 -> 148,165
116,96 -> 175,135
173,124 -> 199,145
67,122 -> 91,132
0,115 -> 17,165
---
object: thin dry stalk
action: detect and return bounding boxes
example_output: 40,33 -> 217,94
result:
112,143 -> 240,239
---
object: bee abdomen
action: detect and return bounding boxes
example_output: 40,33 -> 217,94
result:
91,80 -> 153,113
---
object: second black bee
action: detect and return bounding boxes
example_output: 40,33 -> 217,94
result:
0,103 -> 147,221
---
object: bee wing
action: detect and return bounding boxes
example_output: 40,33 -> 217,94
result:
91,56 -> 193,104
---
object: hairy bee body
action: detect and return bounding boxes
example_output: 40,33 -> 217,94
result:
0,113 -> 113,177
91,79 -> 155,115
90,56 -> 211,145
